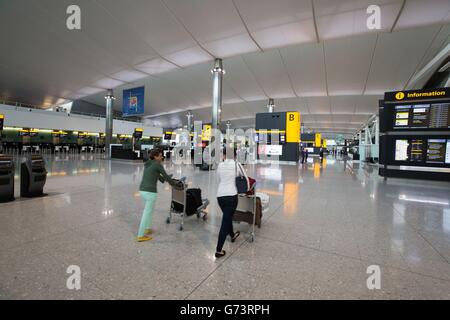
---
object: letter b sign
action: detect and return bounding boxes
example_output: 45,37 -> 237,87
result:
289,114 -> 295,121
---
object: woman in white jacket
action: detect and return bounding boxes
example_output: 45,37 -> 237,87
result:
215,149 -> 245,258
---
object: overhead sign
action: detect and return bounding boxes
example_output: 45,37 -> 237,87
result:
0,114 -> 4,131
385,88 -> 450,102
123,86 -> 145,116
134,128 -> 143,139
286,112 -> 300,143
202,124 -> 212,141
315,133 -> 322,147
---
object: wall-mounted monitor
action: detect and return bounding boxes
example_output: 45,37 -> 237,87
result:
392,103 -> 450,130
426,139 -> 447,164
390,136 -> 449,166
257,145 -> 283,156
134,128 -> 143,139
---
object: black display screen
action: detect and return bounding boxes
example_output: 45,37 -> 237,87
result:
134,129 -> 143,139
390,137 -> 450,166
393,103 -> 450,130
394,139 -> 425,162
426,139 -> 447,164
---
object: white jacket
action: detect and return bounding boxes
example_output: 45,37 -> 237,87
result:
216,159 -> 247,197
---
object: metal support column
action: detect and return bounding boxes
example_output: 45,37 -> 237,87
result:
105,89 -> 115,159
186,110 -> 193,134
211,59 -> 225,130
267,98 -> 275,113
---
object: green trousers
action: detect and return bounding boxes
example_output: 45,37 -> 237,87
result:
138,191 -> 157,237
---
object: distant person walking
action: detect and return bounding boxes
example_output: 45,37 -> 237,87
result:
304,149 -> 309,163
319,147 -> 324,164
137,148 -> 177,242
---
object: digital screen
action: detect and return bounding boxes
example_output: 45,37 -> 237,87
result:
258,145 -> 283,156
266,145 -> 283,156
411,105 -> 430,128
429,103 -> 450,128
164,133 -> 173,140
395,139 -> 409,161
426,139 -> 447,164
446,140 -> 450,164
393,103 -> 450,129
410,139 -> 424,162
134,129 -> 143,139
394,139 -> 425,162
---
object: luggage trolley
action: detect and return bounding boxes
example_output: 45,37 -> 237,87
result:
234,182 -> 260,242
166,177 -> 209,231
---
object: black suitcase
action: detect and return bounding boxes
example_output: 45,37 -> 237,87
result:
171,188 -> 202,216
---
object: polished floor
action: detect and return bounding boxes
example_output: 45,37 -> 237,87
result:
1,153 -> 450,299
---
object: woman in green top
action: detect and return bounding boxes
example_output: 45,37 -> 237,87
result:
137,148 -> 176,242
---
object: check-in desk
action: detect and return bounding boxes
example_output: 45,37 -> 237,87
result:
20,155 -> 47,197
111,145 -> 142,160
0,155 -> 15,202
81,146 -> 94,153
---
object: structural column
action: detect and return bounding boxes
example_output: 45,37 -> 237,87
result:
211,59 -> 225,130
105,89 -> 115,159
267,98 -> 275,113
186,110 -> 193,134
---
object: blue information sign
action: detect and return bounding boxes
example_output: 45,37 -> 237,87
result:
123,86 -> 145,116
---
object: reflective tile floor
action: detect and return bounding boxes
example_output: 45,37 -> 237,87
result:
1,154 -> 450,299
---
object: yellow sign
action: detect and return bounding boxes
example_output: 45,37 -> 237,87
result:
0,114 -> 4,119
202,124 -> 212,141
286,112 -> 300,143
395,92 -> 405,100
315,133 -> 321,147
135,128 -> 143,132
323,139 -> 327,148
395,90 -> 446,100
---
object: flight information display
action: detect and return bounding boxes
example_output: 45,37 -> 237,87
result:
410,139 -> 424,162
446,140 -> 450,164
426,139 -> 447,164
393,103 -> 450,129
394,139 -> 409,161
394,138 -> 425,162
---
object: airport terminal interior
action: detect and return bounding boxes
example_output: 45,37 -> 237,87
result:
1,0 -> 450,300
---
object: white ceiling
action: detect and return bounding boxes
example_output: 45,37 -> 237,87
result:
1,0 -> 450,137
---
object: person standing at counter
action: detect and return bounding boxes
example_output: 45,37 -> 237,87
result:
137,148 -> 177,242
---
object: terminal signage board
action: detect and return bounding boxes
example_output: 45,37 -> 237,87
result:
134,128 -> 143,139
385,88 -> 450,102
286,112 -> 300,143
381,88 -> 450,132
315,133 -> 322,147
0,114 -> 4,131
123,86 -> 145,116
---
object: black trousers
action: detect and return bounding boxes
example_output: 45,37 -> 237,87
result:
216,195 -> 238,252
